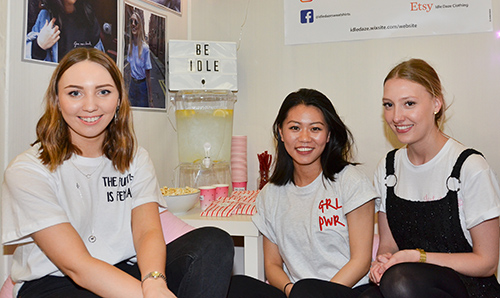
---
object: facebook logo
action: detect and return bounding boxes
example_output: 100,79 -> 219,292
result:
300,9 -> 314,24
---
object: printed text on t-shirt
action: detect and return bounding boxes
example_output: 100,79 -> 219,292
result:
318,198 -> 345,231
103,174 -> 134,202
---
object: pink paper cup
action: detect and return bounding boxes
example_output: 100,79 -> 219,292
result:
214,184 -> 229,199
199,186 -> 216,211
232,181 -> 247,191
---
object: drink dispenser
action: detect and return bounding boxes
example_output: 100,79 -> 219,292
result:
174,90 -> 236,188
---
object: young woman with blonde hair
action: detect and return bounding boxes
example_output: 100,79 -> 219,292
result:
361,59 -> 500,298
126,11 -> 153,108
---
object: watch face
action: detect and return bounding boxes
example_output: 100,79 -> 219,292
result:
142,271 -> 166,284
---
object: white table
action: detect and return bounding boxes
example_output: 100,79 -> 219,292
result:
177,206 -> 265,281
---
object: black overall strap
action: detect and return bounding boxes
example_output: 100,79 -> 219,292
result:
449,148 -> 483,180
385,149 -> 398,178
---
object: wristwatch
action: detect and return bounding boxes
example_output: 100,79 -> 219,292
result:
141,271 -> 167,285
416,248 -> 427,263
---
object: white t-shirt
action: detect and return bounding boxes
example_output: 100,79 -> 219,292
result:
374,138 -> 500,245
1,144 -> 166,294
252,165 -> 378,287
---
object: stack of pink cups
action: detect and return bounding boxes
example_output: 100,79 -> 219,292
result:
199,184 -> 229,211
231,136 -> 247,191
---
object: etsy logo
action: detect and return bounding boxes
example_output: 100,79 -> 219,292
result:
410,2 -> 434,12
301,0 -> 313,2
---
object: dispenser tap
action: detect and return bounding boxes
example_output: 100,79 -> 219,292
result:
202,142 -> 212,168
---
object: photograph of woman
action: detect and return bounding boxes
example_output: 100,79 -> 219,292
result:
125,9 -> 153,108
25,0 -> 110,63
123,4 -> 166,110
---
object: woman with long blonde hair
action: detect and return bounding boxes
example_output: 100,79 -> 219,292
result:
362,58 -> 500,298
126,11 -> 153,108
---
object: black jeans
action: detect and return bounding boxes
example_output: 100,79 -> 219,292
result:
358,263 -> 469,298
18,227 -> 234,298
228,275 -> 373,298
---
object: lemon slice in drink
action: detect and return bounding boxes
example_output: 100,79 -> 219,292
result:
213,109 -> 227,117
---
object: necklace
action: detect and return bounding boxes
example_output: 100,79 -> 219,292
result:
71,155 -> 104,244
71,156 -> 104,179
75,183 -> 97,243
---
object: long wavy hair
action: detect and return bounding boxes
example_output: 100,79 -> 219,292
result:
128,11 -> 147,57
33,47 -> 136,173
384,58 -> 446,128
269,88 -> 357,186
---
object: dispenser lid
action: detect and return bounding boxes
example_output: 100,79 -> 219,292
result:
172,90 -> 236,110
168,40 -> 238,91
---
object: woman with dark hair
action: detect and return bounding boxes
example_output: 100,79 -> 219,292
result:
26,0 -> 105,62
361,58 -> 500,298
228,88 -> 377,298
1,48 -> 234,298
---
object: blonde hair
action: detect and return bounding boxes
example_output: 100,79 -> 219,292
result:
33,47 -> 136,172
128,11 -> 147,57
384,58 -> 446,128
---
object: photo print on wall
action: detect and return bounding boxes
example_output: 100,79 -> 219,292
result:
24,0 -> 118,64
124,2 -> 167,110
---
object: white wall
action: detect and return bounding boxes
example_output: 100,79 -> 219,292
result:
1,0 -> 7,176
0,0 -> 11,283
189,0 -> 500,190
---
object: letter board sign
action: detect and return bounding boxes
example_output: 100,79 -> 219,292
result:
168,40 -> 238,91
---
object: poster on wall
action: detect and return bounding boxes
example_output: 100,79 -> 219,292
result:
23,0 -> 118,64
285,0 -> 492,45
124,2 -> 167,110
141,0 -> 181,14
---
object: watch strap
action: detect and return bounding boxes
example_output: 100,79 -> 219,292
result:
141,271 -> 167,286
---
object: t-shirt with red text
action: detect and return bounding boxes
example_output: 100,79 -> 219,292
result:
252,165 -> 377,286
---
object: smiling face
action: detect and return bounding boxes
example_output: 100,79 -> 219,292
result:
57,60 -> 120,156
279,104 -> 330,176
130,14 -> 140,36
383,78 -> 442,148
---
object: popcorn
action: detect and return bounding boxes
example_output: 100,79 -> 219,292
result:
161,186 -> 198,196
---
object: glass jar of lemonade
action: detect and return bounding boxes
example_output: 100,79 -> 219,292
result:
173,90 -> 236,164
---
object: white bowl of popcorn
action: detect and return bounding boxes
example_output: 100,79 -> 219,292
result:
161,187 -> 200,214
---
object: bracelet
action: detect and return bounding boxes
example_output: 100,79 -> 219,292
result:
416,248 -> 427,263
141,271 -> 167,286
283,282 -> 293,293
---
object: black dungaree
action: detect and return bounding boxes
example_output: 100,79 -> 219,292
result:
385,148 -> 500,298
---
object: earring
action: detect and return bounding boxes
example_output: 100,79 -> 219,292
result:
434,111 -> 438,115
115,105 -> 120,122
